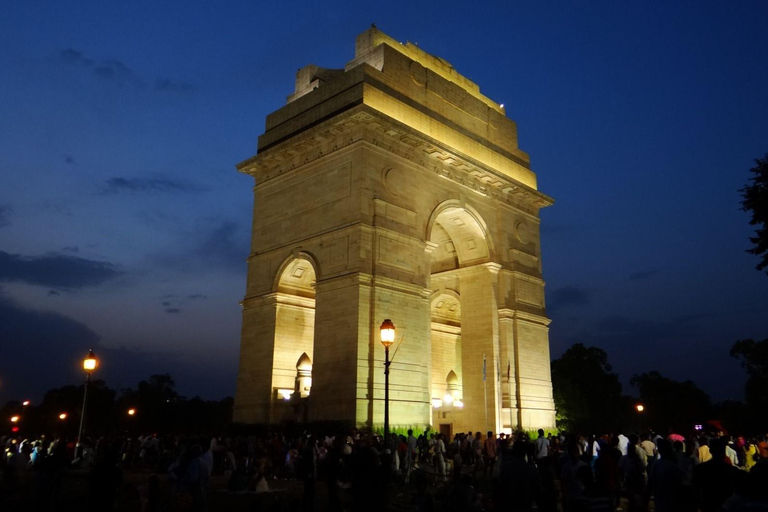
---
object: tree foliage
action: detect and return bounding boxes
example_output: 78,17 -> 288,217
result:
731,338 -> 768,426
630,371 -> 711,433
551,343 -> 623,433
741,154 -> 768,274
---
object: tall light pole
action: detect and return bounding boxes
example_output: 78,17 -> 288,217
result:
380,319 -> 395,446
76,348 -> 98,460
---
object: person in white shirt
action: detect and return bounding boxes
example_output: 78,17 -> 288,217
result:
534,429 -> 550,461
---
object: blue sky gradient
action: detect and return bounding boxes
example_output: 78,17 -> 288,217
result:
1,1 -> 767,404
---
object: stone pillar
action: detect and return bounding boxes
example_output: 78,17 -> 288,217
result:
498,310 -> 520,431
233,295 -> 279,424
458,264 -> 501,433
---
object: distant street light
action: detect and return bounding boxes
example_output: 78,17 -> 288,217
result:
59,413 -> 68,420
636,404 -> 645,412
127,408 -> 136,416
22,400 -> 30,407
76,349 -> 98,460
10,415 -> 19,423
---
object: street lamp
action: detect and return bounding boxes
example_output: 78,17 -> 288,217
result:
127,408 -> 136,416
10,415 -> 19,423
59,413 -> 68,420
380,319 -> 395,447
76,348 -> 98,459
22,400 -> 30,407
636,404 -> 645,413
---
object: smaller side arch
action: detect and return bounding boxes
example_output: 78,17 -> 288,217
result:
425,200 -> 496,264
272,250 -> 322,295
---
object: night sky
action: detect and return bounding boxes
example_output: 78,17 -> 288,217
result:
2,1 -> 767,406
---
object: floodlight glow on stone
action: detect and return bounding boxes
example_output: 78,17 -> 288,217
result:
443,392 -> 454,405
431,398 -> 442,408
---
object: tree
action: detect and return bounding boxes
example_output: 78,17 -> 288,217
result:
741,154 -> 768,274
730,338 -> 768,427
551,343 -> 623,433
630,371 -> 711,433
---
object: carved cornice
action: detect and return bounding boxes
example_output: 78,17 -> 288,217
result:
237,106 -> 554,212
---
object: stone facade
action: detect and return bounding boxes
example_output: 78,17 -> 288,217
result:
233,27 -> 556,433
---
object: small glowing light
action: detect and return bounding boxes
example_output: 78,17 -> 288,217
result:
278,389 -> 293,401
22,401 -> 30,406
454,400 -> 464,408
380,319 -> 396,348
431,398 -> 443,408
442,392 -> 454,405
59,413 -> 67,420
10,415 -> 19,423
636,404 -> 644,412
83,348 -> 98,372
694,424 -> 703,431
127,408 -> 136,416
500,103 -> 504,109
11,426 -> 19,433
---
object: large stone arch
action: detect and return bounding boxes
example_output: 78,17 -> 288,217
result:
426,200 -> 495,273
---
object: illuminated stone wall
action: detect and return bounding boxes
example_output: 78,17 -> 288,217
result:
233,27 -> 556,432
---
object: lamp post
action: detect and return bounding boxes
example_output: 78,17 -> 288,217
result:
380,319 -> 395,446
76,348 -> 98,459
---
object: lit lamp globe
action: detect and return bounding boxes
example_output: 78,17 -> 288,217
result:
10,415 -> 19,423
636,404 -> 644,412
59,413 -> 67,420
83,349 -> 98,373
127,408 -> 136,416
380,319 -> 395,348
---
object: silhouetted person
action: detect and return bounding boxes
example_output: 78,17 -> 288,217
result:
497,441 -> 541,511
645,439 -> 684,512
693,438 -> 745,512
88,445 -> 123,512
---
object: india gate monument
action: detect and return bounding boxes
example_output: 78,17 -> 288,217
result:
233,27 -> 556,434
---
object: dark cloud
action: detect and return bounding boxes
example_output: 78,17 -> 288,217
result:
64,154 -> 76,165
59,48 -> 194,94
162,301 -> 171,306
0,204 -> 11,228
0,287 -> 101,403
61,246 -> 80,254
629,269 -> 659,280
0,288 -> 207,404
154,79 -> 196,94
0,251 -> 121,289
195,221 -> 250,270
60,48 -> 94,66
187,294 -> 207,300
48,290 -> 60,296
101,177 -> 203,194
547,286 -> 590,313
165,308 -> 181,314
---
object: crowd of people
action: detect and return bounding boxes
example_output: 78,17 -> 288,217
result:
2,427 -> 768,511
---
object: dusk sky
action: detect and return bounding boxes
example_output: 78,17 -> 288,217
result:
2,1 -> 767,406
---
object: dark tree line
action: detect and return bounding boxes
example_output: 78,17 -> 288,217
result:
741,153 -> 768,274
552,338 -> 768,435
2,373 -> 233,438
